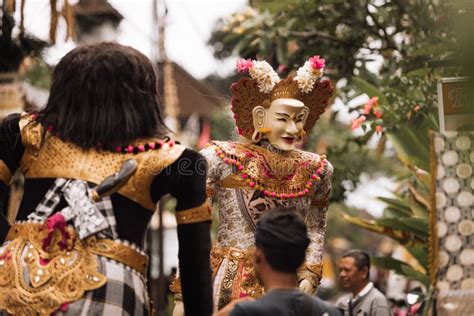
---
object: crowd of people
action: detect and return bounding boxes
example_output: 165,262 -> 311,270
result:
0,42 -> 393,316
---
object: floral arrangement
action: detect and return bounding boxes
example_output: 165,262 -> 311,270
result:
236,59 -> 279,93
236,55 -> 325,94
352,96 -> 384,134
294,55 -> 325,93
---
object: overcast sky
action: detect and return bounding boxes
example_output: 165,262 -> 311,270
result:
15,0 -> 246,79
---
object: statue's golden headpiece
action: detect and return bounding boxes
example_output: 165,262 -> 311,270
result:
230,56 -> 334,139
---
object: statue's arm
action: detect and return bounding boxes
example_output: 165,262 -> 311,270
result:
298,160 -> 333,293
0,114 -> 23,243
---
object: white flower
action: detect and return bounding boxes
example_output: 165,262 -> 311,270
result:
294,60 -> 324,93
248,60 -> 280,93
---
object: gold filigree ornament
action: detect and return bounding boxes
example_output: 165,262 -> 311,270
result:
19,114 -> 186,211
210,141 -> 328,199
0,223 -> 106,315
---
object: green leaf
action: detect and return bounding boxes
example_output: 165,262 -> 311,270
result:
372,256 -> 407,272
358,127 -> 375,143
405,244 -> 429,270
378,197 -> 412,215
399,218 -> 428,235
407,88 -> 426,102
232,34 -> 257,55
341,213 -> 406,243
384,207 -> 409,218
401,265 -> 430,287
372,256 -> 429,286
411,43 -> 452,57
258,35 -> 272,53
406,68 -> 429,78
351,76 -> 388,105
387,128 -> 430,170
409,199 -> 429,219
376,218 -> 426,238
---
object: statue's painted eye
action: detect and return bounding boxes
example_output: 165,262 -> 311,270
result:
277,118 -> 286,122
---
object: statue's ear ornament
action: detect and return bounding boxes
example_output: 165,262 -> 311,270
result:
231,56 -> 335,141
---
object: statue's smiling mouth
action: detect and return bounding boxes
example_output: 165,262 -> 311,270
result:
281,136 -> 295,144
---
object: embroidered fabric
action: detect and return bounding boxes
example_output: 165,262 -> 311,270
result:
200,141 -> 332,309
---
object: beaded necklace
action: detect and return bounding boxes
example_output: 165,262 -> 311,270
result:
33,114 -> 176,154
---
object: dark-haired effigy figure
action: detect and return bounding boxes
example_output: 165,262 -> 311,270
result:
174,56 -> 335,312
0,43 -> 212,316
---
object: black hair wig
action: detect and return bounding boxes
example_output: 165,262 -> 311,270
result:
36,42 -> 168,149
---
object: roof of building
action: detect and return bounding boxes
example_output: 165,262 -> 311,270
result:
168,62 -> 226,118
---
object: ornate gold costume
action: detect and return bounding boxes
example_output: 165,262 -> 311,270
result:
19,114 -> 185,210
200,141 -> 332,310
0,222 -> 106,315
1,222 -> 150,315
213,141 -> 324,197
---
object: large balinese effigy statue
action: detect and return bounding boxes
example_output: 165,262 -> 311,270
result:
0,43 -> 213,316
193,56 -> 334,311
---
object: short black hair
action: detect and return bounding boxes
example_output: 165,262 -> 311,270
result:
255,207 -> 309,273
36,42 -> 167,149
342,249 -> 370,279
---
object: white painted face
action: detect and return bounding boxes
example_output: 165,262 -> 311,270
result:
264,98 -> 309,151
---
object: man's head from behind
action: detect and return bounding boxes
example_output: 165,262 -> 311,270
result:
338,249 -> 370,293
254,207 -> 310,281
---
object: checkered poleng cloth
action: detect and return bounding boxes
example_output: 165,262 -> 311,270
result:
28,178 -> 118,240
57,257 -> 150,316
17,178 -> 151,316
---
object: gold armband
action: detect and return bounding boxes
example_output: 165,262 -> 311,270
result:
0,161 -> 12,185
206,187 -> 216,198
175,202 -> 212,225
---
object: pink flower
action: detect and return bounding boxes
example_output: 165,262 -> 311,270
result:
309,55 -> 325,70
351,115 -> 366,130
277,64 -> 287,73
42,213 -> 69,251
375,125 -> 383,133
236,58 -> 253,73
374,110 -> 382,119
351,120 -> 360,130
362,103 -> 372,115
367,96 -> 379,108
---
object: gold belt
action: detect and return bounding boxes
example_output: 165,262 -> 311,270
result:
6,223 -> 148,276
170,246 -> 256,295
211,246 -> 255,260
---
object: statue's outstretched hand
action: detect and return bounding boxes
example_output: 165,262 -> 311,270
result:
299,279 -> 313,294
172,300 -> 184,316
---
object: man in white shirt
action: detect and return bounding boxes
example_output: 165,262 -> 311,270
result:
336,250 -> 392,316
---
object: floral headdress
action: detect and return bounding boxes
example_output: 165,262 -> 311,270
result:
231,56 -> 334,139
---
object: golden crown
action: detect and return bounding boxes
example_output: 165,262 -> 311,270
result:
231,57 -> 334,139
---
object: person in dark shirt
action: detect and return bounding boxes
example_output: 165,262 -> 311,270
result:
216,207 -> 340,316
